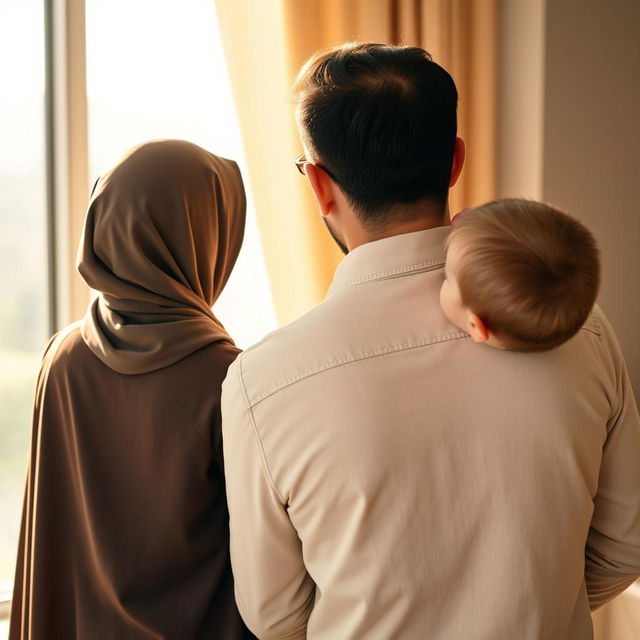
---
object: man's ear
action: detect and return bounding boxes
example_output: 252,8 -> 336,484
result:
449,137 -> 465,188
305,163 -> 335,217
467,312 -> 490,344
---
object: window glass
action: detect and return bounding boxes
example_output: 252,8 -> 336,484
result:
85,0 -> 277,348
0,0 -> 48,603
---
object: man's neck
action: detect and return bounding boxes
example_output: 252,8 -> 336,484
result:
350,203 -> 450,251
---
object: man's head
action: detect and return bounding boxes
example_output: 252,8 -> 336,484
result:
440,199 -> 601,352
292,42 -> 463,252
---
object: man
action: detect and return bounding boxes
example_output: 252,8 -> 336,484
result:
221,43 -> 640,639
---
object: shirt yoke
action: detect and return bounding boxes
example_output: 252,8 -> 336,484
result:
236,281 -> 604,412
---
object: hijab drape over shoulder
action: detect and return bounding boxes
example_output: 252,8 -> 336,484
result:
78,139 -> 246,374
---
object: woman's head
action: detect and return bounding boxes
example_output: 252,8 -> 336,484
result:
78,140 -> 246,374
78,139 -> 246,314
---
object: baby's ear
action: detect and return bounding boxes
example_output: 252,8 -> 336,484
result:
467,313 -> 490,344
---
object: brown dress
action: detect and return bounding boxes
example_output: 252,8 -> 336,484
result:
10,328 -> 254,639
10,141 -> 255,639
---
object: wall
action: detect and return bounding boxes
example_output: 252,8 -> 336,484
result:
543,0 -> 640,391
497,0 -> 545,200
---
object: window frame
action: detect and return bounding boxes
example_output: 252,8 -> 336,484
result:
47,0 -> 90,331
0,0 -> 88,621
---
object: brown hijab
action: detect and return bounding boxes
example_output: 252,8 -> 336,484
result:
78,139 -> 246,374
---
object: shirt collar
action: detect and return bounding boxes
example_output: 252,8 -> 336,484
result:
327,225 -> 451,296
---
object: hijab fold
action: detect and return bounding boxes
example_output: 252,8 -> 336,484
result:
78,140 -> 246,375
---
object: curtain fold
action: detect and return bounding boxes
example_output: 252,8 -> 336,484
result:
215,0 -> 497,325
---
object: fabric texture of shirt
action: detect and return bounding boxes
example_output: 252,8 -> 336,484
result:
221,226 -> 640,640
10,326 -> 255,640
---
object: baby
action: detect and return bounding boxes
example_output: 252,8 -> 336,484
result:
440,198 -> 600,352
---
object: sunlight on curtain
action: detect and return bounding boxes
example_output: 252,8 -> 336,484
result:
85,0 -> 277,349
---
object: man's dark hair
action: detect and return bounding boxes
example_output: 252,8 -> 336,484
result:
293,42 -> 458,226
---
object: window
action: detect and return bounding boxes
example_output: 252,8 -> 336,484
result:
0,0 -> 48,616
85,0 -> 276,348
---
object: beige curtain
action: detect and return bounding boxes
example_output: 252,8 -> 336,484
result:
215,0 -> 497,325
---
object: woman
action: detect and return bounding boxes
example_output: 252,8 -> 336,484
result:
10,140 -> 255,639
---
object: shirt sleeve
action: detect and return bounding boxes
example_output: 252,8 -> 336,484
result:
221,353 -> 315,639
585,308 -> 640,610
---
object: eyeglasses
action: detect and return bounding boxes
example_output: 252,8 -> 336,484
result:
294,154 -> 339,183
294,153 -> 309,175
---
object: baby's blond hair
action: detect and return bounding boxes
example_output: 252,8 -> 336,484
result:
448,199 -> 600,352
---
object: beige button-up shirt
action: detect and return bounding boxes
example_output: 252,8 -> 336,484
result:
221,227 -> 640,640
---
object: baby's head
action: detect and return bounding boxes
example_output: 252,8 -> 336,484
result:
440,199 -> 600,352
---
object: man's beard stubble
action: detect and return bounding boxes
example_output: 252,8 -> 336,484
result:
322,216 -> 349,255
